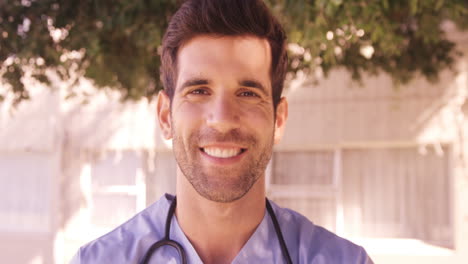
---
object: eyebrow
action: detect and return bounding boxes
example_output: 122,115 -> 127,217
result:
179,78 -> 210,91
239,79 -> 268,95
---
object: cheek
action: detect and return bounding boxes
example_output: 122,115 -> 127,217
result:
174,103 -> 221,130
176,102 -> 202,118
172,103 -> 202,133
240,104 -> 275,130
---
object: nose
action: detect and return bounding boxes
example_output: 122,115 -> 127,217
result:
206,93 -> 241,133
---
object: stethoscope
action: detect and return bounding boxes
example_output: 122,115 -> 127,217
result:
140,196 -> 293,264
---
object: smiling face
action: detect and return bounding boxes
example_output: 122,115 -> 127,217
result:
157,35 -> 287,203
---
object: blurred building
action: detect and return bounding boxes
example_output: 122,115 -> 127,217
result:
1,33 -> 468,264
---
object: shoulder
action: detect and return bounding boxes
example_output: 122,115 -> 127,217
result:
72,194 -> 173,263
269,200 -> 372,264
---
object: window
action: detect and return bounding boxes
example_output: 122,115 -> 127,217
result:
268,150 -> 338,232
88,151 -> 146,232
269,145 -> 453,249
0,153 -> 53,232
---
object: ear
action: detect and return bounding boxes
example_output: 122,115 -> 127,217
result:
156,90 -> 173,140
274,97 -> 288,144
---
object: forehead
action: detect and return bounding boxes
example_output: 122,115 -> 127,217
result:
176,35 -> 272,89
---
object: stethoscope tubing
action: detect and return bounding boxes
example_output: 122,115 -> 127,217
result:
267,198 -> 293,264
140,196 -> 292,264
140,197 -> 187,264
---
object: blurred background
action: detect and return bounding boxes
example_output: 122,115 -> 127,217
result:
1,0 -> 468,263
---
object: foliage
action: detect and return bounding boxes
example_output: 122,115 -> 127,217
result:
1,0 -> 467,104
271,0 -> 468,85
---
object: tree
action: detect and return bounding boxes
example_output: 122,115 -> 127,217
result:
1,0 -> 467,105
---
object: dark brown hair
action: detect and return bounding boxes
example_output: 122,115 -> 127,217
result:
160,0 -> 288,110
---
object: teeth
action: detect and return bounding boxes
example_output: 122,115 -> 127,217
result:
203,147 -> 242,158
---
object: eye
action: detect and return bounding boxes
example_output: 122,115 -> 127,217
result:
239,90 -> 260,97
188,88 -> 210,95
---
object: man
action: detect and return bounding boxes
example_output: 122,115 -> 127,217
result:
72,0 -> 373,263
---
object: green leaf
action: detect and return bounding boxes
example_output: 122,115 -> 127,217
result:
382,0 -> 389,11
410,0 -> 419,15
435,0 -> 444,11
331,0 -> 343,6
32,73 -> 51,85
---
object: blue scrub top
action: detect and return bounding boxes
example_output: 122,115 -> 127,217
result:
71,194 -> 373,263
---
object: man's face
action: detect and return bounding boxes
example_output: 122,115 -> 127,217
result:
157,35 -> 287,203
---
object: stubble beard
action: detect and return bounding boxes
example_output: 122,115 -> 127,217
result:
172,127 -> 274,203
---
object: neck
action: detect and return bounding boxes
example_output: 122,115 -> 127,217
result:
175,168 -> 266,264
